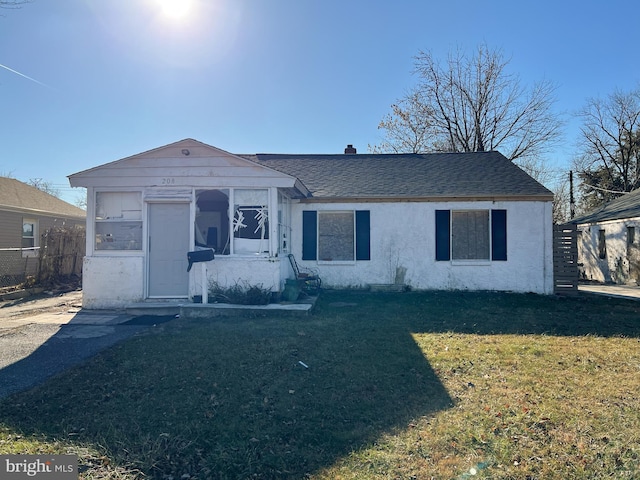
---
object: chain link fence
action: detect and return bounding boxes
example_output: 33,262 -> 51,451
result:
0,248 -> 40,287
0,226 -> 85,289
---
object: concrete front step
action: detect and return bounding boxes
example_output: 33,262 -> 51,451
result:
125,297 -> 317,318
125,303 -> 182,317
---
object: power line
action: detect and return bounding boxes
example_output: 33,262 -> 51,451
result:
579,183 -> 628,195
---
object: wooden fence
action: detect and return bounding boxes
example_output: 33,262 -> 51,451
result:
37,226 -> 86,286
553,223 -> 579,295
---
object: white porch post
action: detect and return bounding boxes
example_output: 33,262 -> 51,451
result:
202,262 -> 208,304
269,187 -> 278,256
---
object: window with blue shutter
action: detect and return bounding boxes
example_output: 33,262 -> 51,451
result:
491,209 -> 507,261
355,210 -> 371,260
436,209 -> 507,261
302,210 -> 371,261
435,210 -> 451,261
302,211 -> 317,260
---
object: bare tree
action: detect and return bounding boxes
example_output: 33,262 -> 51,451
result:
575,86 -> 640,210
27,178 -> 61,197
551,179 -> 569,224
369,90 -> 437,154
372,45 -> 563,181
74,192 -> 87,210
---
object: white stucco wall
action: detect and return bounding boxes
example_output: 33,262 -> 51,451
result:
81,199 -> 553,309
82,254 -> 285,309
577,218 -> 640,284
82,255 -> 144,308
192,256 -> 283,296
291,200 -> 553,294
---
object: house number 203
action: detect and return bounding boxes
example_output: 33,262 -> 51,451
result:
161,178 -> 176,185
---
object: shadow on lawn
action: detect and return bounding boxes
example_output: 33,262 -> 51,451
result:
0,297 -> 454,479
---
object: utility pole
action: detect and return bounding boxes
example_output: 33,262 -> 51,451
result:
569,170 -> 575,219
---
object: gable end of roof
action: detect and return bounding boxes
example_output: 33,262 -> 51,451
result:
0,177 -> 86,218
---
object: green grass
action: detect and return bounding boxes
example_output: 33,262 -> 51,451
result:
1,290 -> 640,479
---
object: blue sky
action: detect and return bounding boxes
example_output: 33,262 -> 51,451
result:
1,0 -> 638,204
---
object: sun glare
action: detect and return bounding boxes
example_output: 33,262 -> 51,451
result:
158,0 -> 193,19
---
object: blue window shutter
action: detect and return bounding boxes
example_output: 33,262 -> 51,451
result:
435,210 -> 450,261
302,211 -> 317,260
491,209 -> 507,261
355,210 -> 371,260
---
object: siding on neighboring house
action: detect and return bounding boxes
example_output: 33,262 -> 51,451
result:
577,218 -> 640,284
0,209 -> 85,285
0,177 -> 86,285
0,210 -> 21,248
573,188 -> 640,285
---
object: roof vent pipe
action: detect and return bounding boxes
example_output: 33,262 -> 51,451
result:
344,144 -> 357,154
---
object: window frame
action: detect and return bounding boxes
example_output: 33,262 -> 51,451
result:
317,210 -> 356,263
21,218 -> 38,257
278,192 -> 291,254
451,210 -> 491,261
94,191 -> 143,252
196,188 -> 277,256
435,209 -> 507,263
598,229 -> 607,259
302,209 -> 370,262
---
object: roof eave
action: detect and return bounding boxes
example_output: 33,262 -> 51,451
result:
299,194 -> 554,204
0,203 -> 86,218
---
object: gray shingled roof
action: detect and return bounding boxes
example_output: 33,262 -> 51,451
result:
572,188 -> 640,224
0,177 -> 86,218
245,151 -> 553,200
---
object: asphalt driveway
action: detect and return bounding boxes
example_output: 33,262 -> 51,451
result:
0,291 -> 154,399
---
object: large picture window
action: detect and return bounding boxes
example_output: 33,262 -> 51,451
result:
195,188 -> 272,255
233,189 -> 269,254
95,192 -> 142,250
318,211 -> 355,261
436,209 -> 507,261
302,210 -> 370,262
452,210 -> 490,260
195,189 -> 230,254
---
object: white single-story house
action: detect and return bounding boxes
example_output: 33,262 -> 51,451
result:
68,138 -> 554,309
573,188 -> 640,285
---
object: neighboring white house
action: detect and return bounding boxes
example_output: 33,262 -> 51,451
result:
68,138 -> 554,309
573,188 -> 640,285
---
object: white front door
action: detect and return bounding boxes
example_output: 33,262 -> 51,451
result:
148,202 -> 190,298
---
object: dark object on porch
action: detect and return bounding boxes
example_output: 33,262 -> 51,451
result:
206,227 -> 218,250
187,249 -> 214,272
288,254 -> 321,294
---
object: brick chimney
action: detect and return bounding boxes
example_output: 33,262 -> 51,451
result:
344,144 -> 357,154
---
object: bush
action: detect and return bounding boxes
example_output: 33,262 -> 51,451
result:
208,281 -> 272,305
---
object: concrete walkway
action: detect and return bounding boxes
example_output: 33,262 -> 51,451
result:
0,292 -> 144,399
578,283 -> 640,301
0,290 -> 315,399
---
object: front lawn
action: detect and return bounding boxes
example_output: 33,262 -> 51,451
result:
1,290 -> 639,479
